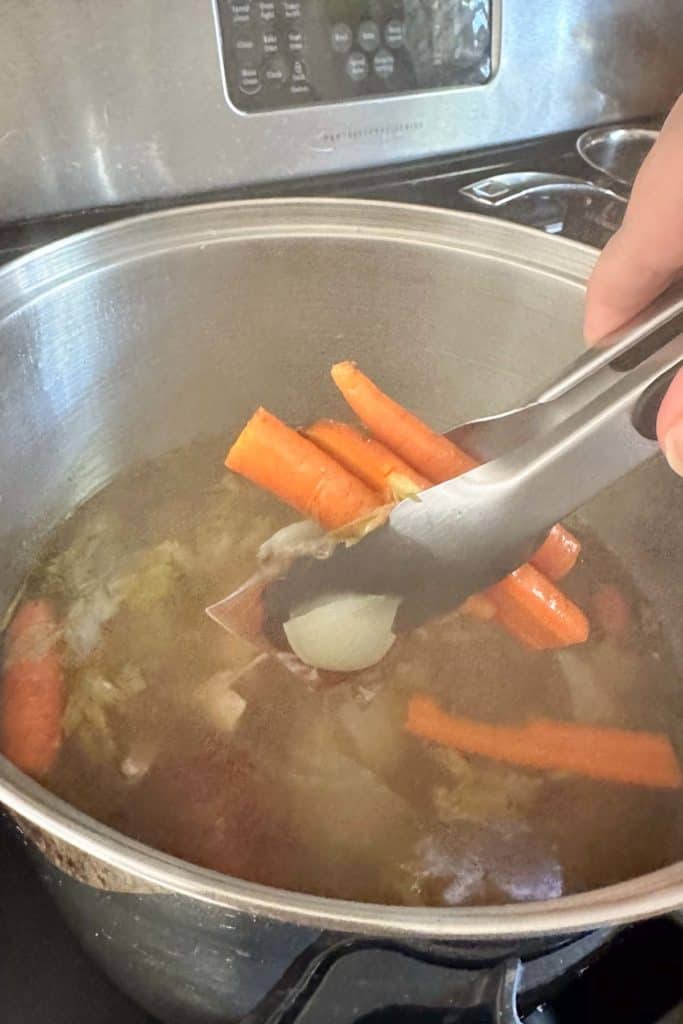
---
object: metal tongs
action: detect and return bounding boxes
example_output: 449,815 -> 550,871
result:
264,281 -> 683,634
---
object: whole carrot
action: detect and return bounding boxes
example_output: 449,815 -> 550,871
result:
226,407 -> 382,531
331,362 -> 581,580
331,362 -> 586,647
487,564 -> 589,650
304,419 -> 430,502
1,600 -> 65,779
406,694 -> 683,790
331,361 -> 477,482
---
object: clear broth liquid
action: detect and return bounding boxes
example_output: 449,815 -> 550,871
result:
12,439 -> 683,906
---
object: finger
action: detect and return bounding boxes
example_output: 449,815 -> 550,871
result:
656,366 -> 683,476
584,94 -> 683,344
584,228 -> 681,345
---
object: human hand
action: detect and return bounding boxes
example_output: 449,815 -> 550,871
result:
584,94 -> 683,474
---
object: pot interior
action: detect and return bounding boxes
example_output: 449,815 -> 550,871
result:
0,200 -> 681,930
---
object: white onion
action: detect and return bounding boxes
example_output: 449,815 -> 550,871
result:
284,593 -> 401,673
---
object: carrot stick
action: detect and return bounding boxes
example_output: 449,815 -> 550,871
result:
1,600 -> 65,779
226,407 -> 382,531
331,361 -> 580,577
487,564 -> 589,650
332,362 -> 587,647
304,419 -> 431,502
331,361 -> 478,482
406,694 -> 683,789
530,525 -> 581,581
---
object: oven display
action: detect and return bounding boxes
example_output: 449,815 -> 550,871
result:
216,1 -> 493,112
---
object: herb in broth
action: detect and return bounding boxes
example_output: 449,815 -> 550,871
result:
2,438 -> 682,906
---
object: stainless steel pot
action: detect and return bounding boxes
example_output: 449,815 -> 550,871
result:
0,199 -> 681,1023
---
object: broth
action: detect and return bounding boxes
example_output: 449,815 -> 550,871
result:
5,439 -> 683,906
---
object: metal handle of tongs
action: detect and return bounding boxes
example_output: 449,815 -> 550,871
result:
445,282 -> 683,463
534,280 -> 683,406
264,284 -> 683,631
474,285 -> 683,538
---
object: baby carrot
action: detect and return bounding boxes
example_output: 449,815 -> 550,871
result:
406,694 -> 683,789
304,419 -> 431,502
530,525 -> 581,581
332,362 -> 586,648
487,564 -> 590,650
226,407 -> 382,531
1,600 -> 65,779
331,361 -> 581,578
331,361 -> 478,482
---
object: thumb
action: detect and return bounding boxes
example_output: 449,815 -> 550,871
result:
584,225 -> 680,345
657,366 -> 683,477
584,94 -> 683,346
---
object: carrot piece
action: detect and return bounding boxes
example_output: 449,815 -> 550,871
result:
406,694 -> 683,790
530,525 -> 581,581
332,362 -> 587,648
1,600 -> 65,779
332,362 -> 580,571
226,407 -> 382,531
304,419 -> 431,502
487,564 -> 589,650
331,361 -> 478,482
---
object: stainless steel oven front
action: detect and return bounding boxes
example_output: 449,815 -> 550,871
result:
0,0 -> 681,224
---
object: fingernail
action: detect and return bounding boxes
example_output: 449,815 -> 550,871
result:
663,420 -> 683,476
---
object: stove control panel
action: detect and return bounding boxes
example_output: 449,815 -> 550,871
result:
216,1 -> 493,112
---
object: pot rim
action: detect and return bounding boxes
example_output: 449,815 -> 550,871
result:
1,197 -> 681,939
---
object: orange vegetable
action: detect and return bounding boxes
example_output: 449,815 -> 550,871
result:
332,362 -> 587,648
226,407 -> 382,531
531,525 -> 581,581
332,361 -> 580,574
406,694 -> 683,790
487,564 -> 589,650
304,419 -> 430,502
331,361 -> 478,482
1,600 -> 65,779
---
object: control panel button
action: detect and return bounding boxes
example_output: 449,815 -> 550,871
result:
264,55 -> 289,85
330,22 -> 353,54
373,49 -> 395,79
238,65 -> 262,94
282,0 -> 302,17
258,1 -> 275,20
289,58 -> 311,96
229,2 -> 252,25
358,20 -> 380,53
287,27 -> 304,51
384,19 -> 405,49
262,30 -> 279,54
346,51 -> 368,82
234,35 -> 258,60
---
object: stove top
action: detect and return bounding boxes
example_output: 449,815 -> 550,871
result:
1,124 -> 680,1024
0,124 -> 641,268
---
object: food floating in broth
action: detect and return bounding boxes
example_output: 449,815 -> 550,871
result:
1,362 -> 682,906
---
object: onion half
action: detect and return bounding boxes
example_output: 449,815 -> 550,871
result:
284,593 -> 401,673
